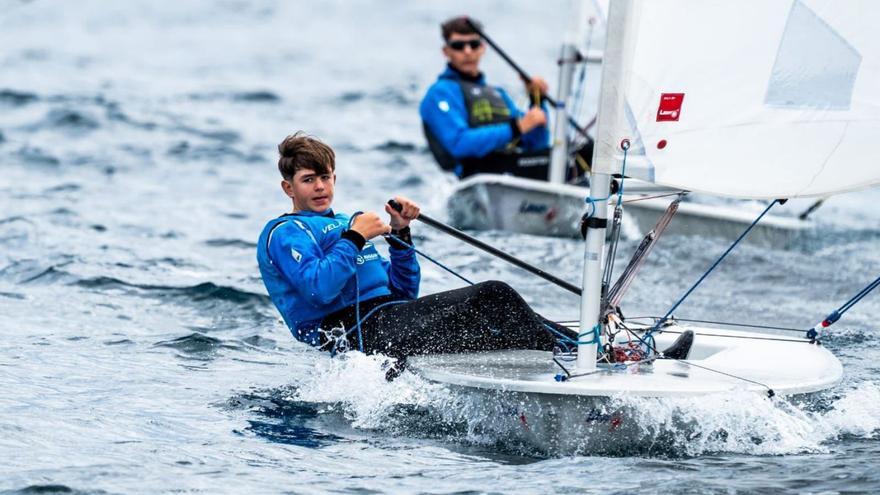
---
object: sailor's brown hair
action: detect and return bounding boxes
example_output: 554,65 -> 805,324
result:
441,16 -> 482,42
277,132 -> 335,180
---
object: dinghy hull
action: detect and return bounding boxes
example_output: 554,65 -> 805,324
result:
447,174 -> 811,247
409,325 -> 842,454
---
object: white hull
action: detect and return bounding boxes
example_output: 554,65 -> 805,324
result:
409,324 -> 842,454
447,174 -> 812,247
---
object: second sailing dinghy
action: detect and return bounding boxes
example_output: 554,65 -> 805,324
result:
445,1 -> 814,247
409,0 -> 880,453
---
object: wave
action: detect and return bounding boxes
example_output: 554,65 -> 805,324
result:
331,86 -> 417,106
42,108 -> 100,132
165,140 -> 263,163
1,259 -> 76,285
103,101 -> 158,131
4,484 -> 91,494
154,332 -> 234,353
204,238 -> 257,249
373,140 -> 419,153
75,277 -> 270,306
13,146 -> 60,166
226,388 -> 344,448
0,89 -> 39,106
188,90 -> 281,103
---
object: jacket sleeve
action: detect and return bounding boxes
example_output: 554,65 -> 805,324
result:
268,222 -> 360,306
386,244 -> 420,299
420,82 -> 514,159
499,88 -> 550,151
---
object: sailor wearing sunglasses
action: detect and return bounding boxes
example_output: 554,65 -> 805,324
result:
420,16 -> 552,180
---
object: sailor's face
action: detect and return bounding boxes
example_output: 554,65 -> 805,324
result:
285,168 -> 336,212
443,33 -> 485,77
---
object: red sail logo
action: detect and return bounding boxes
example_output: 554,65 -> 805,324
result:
656,93 -> 684,122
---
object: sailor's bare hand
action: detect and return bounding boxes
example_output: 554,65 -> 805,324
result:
385,196 -> 420,230
350,212 -> 391,240
524,76 -> 549,96
518,107 -> 548,134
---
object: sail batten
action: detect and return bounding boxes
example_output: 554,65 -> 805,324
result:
593,0 -> 880,199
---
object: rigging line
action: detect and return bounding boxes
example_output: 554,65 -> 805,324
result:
622,192 -> 686,204
838,274 -> 880,314
685,333 -> 809,343
556,317 -> 810,337
644,200 -> 780,341
809,273 -> 880,339
601,144 -> 629,299
619,321 -> 776,396
624,316 -> 807,334
383,233 -> 474,286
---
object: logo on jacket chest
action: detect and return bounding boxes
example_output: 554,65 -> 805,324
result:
322,222 -> 343,234
356,242 -> 379,265
356,253 -> 379,265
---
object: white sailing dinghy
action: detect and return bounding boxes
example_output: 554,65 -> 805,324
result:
411,0 -> 880,453
445,0 -> 814,247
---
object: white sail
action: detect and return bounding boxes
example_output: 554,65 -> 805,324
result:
593,0 -> 880,199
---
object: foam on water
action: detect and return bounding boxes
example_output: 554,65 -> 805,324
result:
290,352 -> 452,430
289,353 -> 880,457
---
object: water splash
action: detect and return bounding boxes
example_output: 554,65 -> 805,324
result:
285,355 -> 880,457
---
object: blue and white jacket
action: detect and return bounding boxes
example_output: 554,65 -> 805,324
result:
256,210 -> 420,346
419,65 -> 550,175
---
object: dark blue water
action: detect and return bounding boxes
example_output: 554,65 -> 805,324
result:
2,1 -> 879,493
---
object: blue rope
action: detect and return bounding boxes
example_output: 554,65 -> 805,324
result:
643,200 -> 781,349
578,323 -> 602,345
584,194 -> 611,220
348,212 -> 367,352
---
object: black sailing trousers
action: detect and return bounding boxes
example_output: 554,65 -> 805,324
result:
319,281 -> 570,359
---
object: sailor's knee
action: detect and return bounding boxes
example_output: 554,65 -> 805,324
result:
474,280 -> 517,299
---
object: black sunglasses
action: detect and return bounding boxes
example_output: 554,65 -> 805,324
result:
447,39 -> 482,51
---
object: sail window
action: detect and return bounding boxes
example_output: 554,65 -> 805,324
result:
765,0 -> 861,110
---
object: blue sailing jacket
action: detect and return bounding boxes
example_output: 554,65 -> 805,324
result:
256,210 -> 420,346
419,66 -> 550,173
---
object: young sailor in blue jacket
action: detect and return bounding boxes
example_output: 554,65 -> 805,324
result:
419,16 -> 552,179
257,132 -> 574,365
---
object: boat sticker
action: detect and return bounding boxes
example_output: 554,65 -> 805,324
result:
656,93 -> 684,122
585,409 -> 624,432
518,201 -> 549,214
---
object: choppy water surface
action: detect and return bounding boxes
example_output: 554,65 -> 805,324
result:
2,1 -> 879,493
